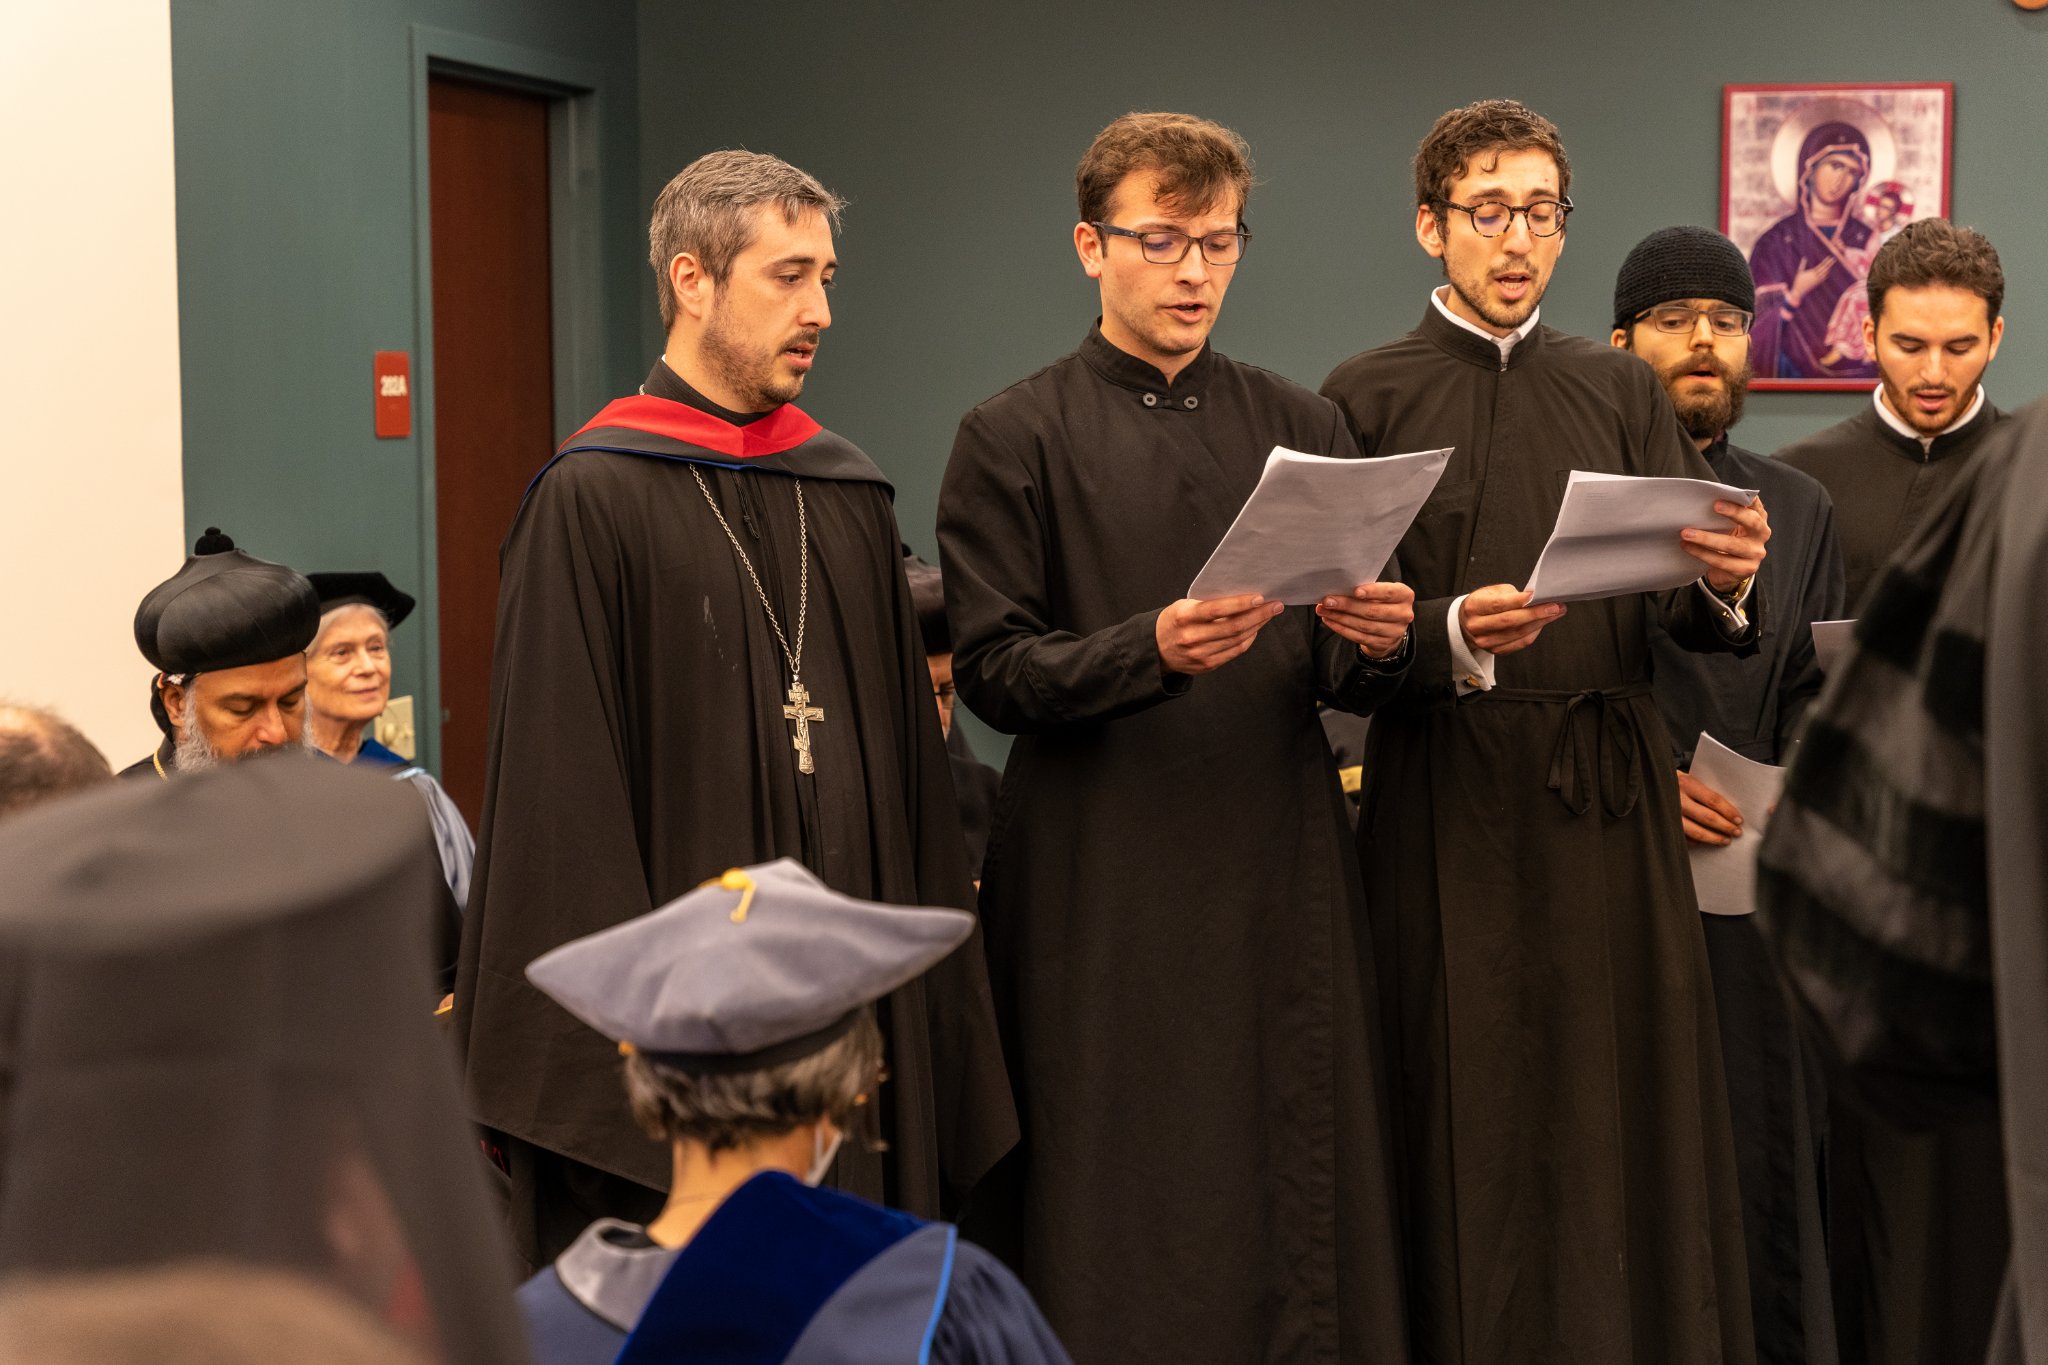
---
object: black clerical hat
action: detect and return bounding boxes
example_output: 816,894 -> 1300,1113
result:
307,571 -> 416,630
1612,226 -> 1756,331
526,858 -> 973,1070
133,528 -> 320,676
902,548 -> 948,655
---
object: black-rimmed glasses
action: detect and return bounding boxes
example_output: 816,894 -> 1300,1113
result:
1635,304 -> 1754,338
1092,222 -> 1252,265
1434,197 -> 1573,238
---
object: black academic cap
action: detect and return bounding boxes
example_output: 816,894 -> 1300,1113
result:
902,549 -> 948,655
306,571 -> 416,631
0,758 -> 534,1365
132,528 -> 320,675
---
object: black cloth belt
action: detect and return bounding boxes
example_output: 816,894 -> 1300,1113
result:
1482,681 -> 1655,819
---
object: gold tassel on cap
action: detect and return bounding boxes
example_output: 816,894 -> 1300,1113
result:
697,868 -> 758,923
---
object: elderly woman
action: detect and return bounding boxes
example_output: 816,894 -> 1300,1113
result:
305,572 -> 473,909
517,859 -> 1070,1365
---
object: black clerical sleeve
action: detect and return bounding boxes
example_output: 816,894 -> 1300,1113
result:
941,408 -> 1189,734
1777,493 -> 1843,753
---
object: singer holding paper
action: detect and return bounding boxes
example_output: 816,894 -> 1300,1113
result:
1612,225 -> 1846,1365
1320,102 -> 1769,1365
938,112 -> 1413,1365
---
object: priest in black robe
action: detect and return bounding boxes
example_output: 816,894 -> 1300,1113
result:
1777,219 -> 2011,612
1319,102 -> 1769,1365
453,151 -> 1014,1274
1770,217 -> 2013,1365
122,528 -> 320,779
939,112 -> 1414,1365
1611,226 -> 1844,1365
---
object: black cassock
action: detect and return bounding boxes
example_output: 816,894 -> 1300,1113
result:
938,329 -> 1410,1365
1650,436 -> 1845,1365
1321,304 -> 1757,1365
1777,396 -> 2006,611
454,363 -> 1015,1270
1775,393 -> 2013,1365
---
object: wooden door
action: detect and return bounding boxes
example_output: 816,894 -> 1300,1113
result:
428,75 -> 555,827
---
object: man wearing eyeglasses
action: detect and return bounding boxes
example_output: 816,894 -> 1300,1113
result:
938,111 -> 1413,1365
1319,102 -> 1768,1365
1613,226 -> 1845,1365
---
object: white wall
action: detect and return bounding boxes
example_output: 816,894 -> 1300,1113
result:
0,0 -> 186,766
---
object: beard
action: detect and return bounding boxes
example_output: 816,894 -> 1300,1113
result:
174,708 -> 312,772
701,305 -> 817,412
1654,345 -> 1752,441
174,711 -> 222,773
1444,254 -> 1545,331
1879,367 -> 1980,436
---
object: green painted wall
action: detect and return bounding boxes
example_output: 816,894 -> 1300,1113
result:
635,0 -> 2048,566
170,0 -> 643,773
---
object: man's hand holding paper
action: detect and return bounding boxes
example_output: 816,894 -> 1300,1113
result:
1682,494 -> 1771,594
1521,471 -> 1770,606
1315,582 -> 1416,659
1155,594 -> 1286,676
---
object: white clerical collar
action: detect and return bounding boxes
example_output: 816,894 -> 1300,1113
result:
1431,286 -> 1539,361
1874,384 -> 1985,451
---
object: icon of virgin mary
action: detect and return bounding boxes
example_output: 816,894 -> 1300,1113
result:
1748,117 -> 1883,381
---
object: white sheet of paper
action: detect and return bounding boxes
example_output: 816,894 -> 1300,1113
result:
1811,618 -> 1855,674
1685,732 -> 1786,917
1187,445 -> 1451,604
1522,471 -> 1758,605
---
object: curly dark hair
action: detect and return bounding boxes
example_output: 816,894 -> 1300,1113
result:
1867,219 -> 2005,323
1076,111 -> 1253,227
1413,100 -> 1571,211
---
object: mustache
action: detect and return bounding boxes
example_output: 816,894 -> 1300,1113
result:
1659,345 -> 1740,387
785,330 -> 822,349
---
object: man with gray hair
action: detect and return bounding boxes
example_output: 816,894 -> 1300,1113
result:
454,149 -> 1014,1274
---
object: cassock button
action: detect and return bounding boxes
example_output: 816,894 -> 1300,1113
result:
1142,393 -> 1159,407
1183,396 -> 1199,410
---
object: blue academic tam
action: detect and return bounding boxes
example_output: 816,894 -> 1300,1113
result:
519,1171 -> 1070,1365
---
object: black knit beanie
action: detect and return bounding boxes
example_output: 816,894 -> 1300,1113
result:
1612,226 -> 1755,332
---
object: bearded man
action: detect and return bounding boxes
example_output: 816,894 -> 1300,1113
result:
452,150 -> 1013,1275
123,527 -> 321,779
1611,225 -> 1845,1365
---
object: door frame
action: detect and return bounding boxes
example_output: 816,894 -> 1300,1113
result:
406,24 -> 608,779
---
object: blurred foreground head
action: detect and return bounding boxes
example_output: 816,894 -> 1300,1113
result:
0,759 -> 531,1365
0,1261 -> 432,1365
0,704 -> 110,820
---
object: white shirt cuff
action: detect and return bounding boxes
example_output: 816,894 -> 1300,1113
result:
1696,576 -> 1754,634
1448,594 -> 1497,695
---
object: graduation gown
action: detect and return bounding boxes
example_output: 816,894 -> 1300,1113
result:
1984,403 -> 2048,1365
518,1174 -> 1071,1365
1649,436 -> 1845,1365
454,364 -> 1015,1267
1755,399 -> 2048,1365
1320,304 -> 1758,1365
1776,396 -> 2006,612
938,328 -> 1410,1365
1772,392 -> 2012,1365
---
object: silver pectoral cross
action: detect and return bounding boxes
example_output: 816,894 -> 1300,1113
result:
782,681 -> 825,775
